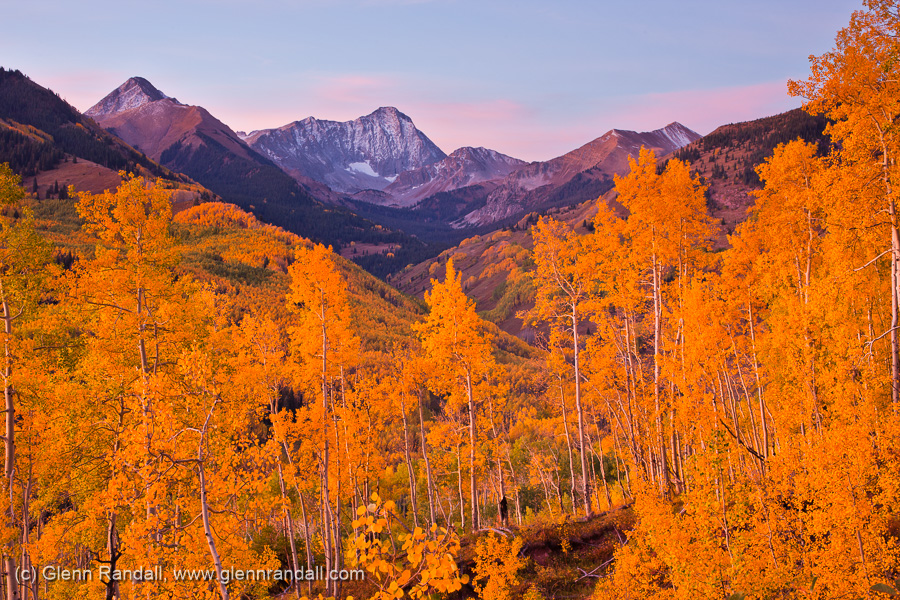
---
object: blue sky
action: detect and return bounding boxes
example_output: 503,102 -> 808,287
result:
2,0 -> 861,161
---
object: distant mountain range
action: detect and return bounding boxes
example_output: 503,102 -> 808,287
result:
82,76 -> 430,272
9,69 -> 832,281
391,111 -> 831,338
440,122 -> 700,228
376,146 -> 528,208
241,107 -> 447,194
82,76 -> 704,239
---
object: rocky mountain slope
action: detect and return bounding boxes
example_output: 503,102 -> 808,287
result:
0,69 -> 189,183
242,107 -> 447,194
86,77 -> 434,273
87,77 -> 258,164
0,68 -> 214,208
671,108 -> 830,235
357,146 -> 527,208
409,122 -> 700,228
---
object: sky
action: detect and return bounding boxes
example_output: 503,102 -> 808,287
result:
1,0 -> 862,162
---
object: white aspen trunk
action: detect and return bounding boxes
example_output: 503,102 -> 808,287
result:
557,381 -> 577,517
2,298 -> 18,600
298,491 -> 313,595
455,443 -> 465,530
465,368 -> 478,530
331,375 -> 344,600
199,459 -> 229,600
651,254 -> 670,496
318,292 -> 333,596
486,395 -> 507,526
622,317 -> 644,482
747,299 -> 770,459
195,397 -> 228,600
590,411 -> 612,510
19,474 -> 30,600
398,392 -> 419,527
891,202 -> 900,407
571,305 -> 592,516
277,465 -> 301,599
417,391 -> 437,527
503,451 -> 522,525
105,512 -> 120,600
879,126 -> 900,409
536,463 -> 554,517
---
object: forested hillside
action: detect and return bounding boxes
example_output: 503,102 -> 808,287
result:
0,68 -> 188,181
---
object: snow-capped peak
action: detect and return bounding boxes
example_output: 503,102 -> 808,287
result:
656,122 -> 699,150
86,77 -> 176,119
243,107 -> 447,194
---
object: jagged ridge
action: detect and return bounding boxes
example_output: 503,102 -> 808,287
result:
244,107 -> 447,194
359,146 -> 528,208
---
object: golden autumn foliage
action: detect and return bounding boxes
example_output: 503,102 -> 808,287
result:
414,259 -> 497,531
347,494 -> 466,599
3,4 -> 900,600
586,4 -> 900,595
472,534 -> 524,600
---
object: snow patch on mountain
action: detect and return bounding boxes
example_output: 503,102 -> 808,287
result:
244,107 -> 446,193
348,161 -> 378,177
658,122 -> 698,149
355,146 -> 527,208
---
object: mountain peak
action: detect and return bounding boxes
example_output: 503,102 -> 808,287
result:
450,146 -> 487,156
245,107 -> 446,194
368,106 -> 410,122
122,77 -> 168,100
86,76 -> 175,119
602,123 -> 699,155
655,122 -> 700,148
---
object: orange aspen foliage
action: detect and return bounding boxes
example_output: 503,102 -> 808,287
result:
0,164 -> 52,600
415,259 -> 495,531
287,242 -> 359,597
527,216 -> 602,517
348,494 -> 467,599
472,533 -> 525,600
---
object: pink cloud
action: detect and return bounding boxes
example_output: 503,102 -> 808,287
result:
603,81 -> 801,137
415,80 -> 803,162
19,69 -> 126,114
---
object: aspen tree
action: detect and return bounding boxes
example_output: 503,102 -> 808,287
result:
287,243 -> 357,595
614,149 -> 711,495
789,0 -> 900,405
73,173 -> 189,599
415,260 -> 494,531
0,165 -> 50,600
527,217 -> 599,515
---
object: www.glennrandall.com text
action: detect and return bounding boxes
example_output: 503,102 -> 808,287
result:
19,566 -> 364,584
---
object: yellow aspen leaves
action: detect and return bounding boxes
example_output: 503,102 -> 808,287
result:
473,534 -> 525,600
348,494 -> 466,599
